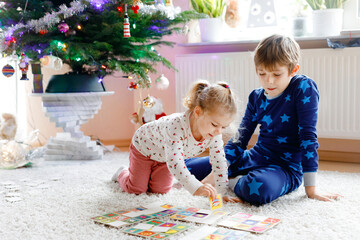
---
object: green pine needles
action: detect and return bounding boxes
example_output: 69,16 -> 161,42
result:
0,0 -> 202,87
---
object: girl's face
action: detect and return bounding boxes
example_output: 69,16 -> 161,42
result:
192,106 -> 235,141
256,63 -> 299,98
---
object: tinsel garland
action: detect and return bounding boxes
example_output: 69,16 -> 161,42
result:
2,1 -> 180,39
138,3 -> 181,20
3,1 -> 86,38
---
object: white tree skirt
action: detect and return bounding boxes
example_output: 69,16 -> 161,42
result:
0,152 -> 359,240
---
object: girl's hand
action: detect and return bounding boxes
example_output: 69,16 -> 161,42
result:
305,186 -> 343,202
222,195 -> 243,203
201,172 -> 215,186
193,183 -> 217,199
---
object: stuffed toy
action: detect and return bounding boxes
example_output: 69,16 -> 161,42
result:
225,0 -> 241,28
0,113 -> 17,140
130,96 -> 166,125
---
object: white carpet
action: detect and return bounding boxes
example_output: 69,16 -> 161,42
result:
1,152 -> 360,240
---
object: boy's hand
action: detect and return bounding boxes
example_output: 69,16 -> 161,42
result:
222,195 -> 243,203
194,183 -> 217,199
305,186 -> 343,202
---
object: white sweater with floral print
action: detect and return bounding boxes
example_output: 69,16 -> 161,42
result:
132,111 -> 228,195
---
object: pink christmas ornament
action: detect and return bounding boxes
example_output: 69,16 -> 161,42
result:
58,22 -> 70,33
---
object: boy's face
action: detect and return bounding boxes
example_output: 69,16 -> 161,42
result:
256,63 -> 299,98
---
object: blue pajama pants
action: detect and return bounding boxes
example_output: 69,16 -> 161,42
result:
185,156 -> 302,206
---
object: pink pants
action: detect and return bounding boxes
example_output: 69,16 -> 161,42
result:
118,143 -> 173,194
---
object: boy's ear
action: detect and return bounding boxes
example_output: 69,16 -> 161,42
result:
290,64 -> 300,77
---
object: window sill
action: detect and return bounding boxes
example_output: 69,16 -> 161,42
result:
178,34 -> 359,53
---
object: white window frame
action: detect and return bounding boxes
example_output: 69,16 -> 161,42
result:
343,0 -> 360,29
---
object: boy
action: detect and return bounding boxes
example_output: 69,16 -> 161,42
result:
186,34 -> 342,205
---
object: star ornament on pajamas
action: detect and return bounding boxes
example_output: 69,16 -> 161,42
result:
262,115 -> 272,126
298,80 -> 310,93
280,114 -> 290,122
248,179 -> 263,196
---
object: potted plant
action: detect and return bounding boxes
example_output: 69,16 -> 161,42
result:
190,0 -> 226,42
305,0 -> 348,36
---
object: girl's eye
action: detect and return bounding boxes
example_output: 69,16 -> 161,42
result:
212,123 -> 217,127
259,73 -> 265,76
274,74 -> 281,77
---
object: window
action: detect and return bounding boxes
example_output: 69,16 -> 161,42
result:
196,0 -> 360,42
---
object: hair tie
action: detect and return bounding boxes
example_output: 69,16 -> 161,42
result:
225,84 -> 230,89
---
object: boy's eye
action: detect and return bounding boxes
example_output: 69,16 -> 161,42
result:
259,73 -> 265,76
274,74 -> 281,77
211,123 -> 218,127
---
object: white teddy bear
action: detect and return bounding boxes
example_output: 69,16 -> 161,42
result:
0,113 -> 17,140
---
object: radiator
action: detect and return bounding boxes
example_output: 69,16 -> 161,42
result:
175,48 -> 360,139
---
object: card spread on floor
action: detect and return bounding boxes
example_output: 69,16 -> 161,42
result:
92,204 -> 182,228
182,225 -> 249,240
217,212 -> 281,233
170,207 -> 228,224
92,207 -> 147,228
122,218 -> 191,239
93,204 -> 281,234
209,194 -> 223,210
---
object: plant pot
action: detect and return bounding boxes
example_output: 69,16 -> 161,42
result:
312,9 -> 343,37
199,18 -> 224,42
45,73 -> 106,93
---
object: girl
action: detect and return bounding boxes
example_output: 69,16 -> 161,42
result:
112,80 -> 240,202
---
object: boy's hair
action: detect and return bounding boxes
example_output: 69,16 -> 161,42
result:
183,79 -> 237,116
254,34 -> 300,74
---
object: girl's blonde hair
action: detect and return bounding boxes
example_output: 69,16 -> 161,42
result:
254,34 -> 300,74
183,79 -> 237,116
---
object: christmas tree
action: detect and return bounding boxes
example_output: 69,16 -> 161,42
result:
0,0 -> 202,88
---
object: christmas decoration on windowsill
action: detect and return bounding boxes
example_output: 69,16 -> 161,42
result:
0,0 -> 203,92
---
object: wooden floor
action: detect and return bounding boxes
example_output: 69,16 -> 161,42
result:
116,147 -> 360,173
318,160 -> 360,173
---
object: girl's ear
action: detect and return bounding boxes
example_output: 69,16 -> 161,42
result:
290,64 -> 300,77
193,106 -> 203,118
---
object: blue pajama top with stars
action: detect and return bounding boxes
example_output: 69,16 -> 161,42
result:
225,75 -> 319,204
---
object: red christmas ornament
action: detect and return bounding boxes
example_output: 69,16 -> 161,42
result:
5,37 -> 16,46
123,4 -> 131,38
131,5 -> 139,14
40,29 -> 48,35
127,82 -> 138,91
123,13 -> 131,38
117,6 -> 123,13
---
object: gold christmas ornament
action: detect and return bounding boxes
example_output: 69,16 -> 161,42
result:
133,0 -> 142,5
143,95 -> 155,108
